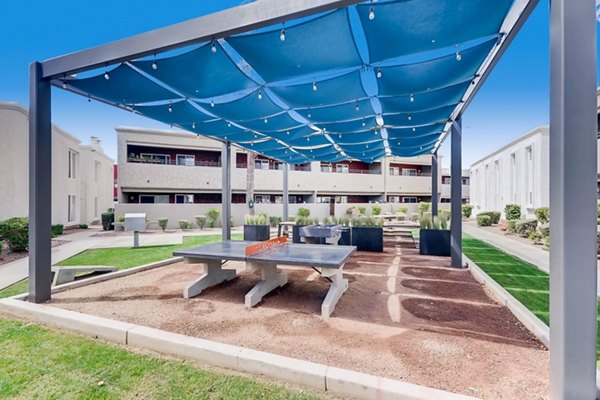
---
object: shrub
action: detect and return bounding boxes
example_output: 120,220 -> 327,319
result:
529,230 -> 543,244
477,215 -> 492,227
269,216 -> 282,227
462,204 -> 473,219
101,212 -> 114,231
504,204 -> 521,221
178,220 -> 191,230
195,215 -> 207,230
0,217 -> 29,252
51,224 -> 64,237
515,219 -> 538,238
478,211 -> 500,225
418,202 -> 431,215
338,217 -> 350,227
535,207 -> 550,224
323,216 -> 338,225
118,215 -> 125,223
539,223 -> 550,237
158,218 -> 168,231
207,208 -> 220,228
77,224 -> 88,229
395,212 -> 406,221
397,206 -> 409,214
353,216 -> 383,228
439,214 -> 448,230
420,214 -> 432,229
358,206 -> 366,215
297,207 -> 310,217
371,204 -> 382,216
296,216 -> 318,226
507,219 -> 517,233
245,214 -> 268,225
410,214 -> 420,222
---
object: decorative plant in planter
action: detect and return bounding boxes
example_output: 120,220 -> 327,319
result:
195,215 -> 207,230
350,216 -> 384,252
419,213 -> 451,257
244,213 -> 270,241
207,208 -> 220,228
293,208 -> 312,243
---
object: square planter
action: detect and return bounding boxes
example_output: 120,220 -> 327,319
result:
243,225 -> 270,241
351,227 -> 384,252
338,228 -> 352,246
419,229 -> 451,256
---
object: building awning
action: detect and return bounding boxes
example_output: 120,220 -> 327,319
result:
61,0 -> 522,164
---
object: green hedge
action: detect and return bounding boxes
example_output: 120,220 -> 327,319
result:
0,217 -> 29,252
504,204 -> 521,220
515,219 -> 538,238
477,214 -> 492,227
101,212 -> 114,231
462,204 -> 473,219
477,211 -> 500,225
534,207 -> 550,224
51,224 -> 64,237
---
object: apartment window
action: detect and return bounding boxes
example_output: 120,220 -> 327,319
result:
67,195 -> 76,222
389,167 -> 399,176
254,195 -> 270,204
442,177 -> 451,184
94,161 -> 100,183
526,146 -> 533,206
274,162 -> 284,170
510,152 -> 517,202
94,196 -> 98,218
68,150 -> 78,179
320,163 -> 333,173
317,196 -> 332,204
402,168 -> 417,176
175,194 -> 194,204
176,155 -> 195,166
141,153 -> 170,164
402,197 -> 417,203
255,160 -> 269,170
388,196 -> 400,203
336,164 -> 349,173
139,194 -> 169,204
335,196 -> 348,204
462,177 -> 470,185
441,198 -> 451,203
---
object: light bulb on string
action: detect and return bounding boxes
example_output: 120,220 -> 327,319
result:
192,123 -> 196,129
408,114 -> 412,121
376,69 -> 382,79
62,81 -> 67,89
264,118 -> 268,124
168,104 -> 173,113
227,122 -> 231,127
368,6 -> 375,20
362,119 -> 366,127
152,54 -> 158,70
104,71 -> 110,80
211,41 -> 217,53
280,28 -> 286,41
258,89 -> 263,100
409,94 -> 415,103
312,81 -> 318,91
210,100 -> 215,108
355,102 -> 360,112
455,52 -> 462,61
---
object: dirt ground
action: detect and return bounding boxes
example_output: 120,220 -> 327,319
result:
50,237 -> 549,399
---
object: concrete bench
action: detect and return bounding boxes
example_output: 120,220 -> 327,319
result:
51,266 -> 118,286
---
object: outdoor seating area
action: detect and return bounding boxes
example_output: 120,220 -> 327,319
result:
44,236 -> 548,398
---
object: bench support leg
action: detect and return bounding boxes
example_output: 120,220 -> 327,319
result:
245,263 -> 287,308
320,267 -> 348,318
184,260 -> 236,298
53,269 -> 77,286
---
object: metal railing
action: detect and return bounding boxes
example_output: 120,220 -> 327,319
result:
127,157 -> 221,167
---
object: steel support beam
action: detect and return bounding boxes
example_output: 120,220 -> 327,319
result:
40,0 -> 363,79
431,151 -> 439,217
450,118 -> 462,268
283,163 -> 289,223
28,62 -> 52,303
549,0 -> 598,398
221,141 -> 231,241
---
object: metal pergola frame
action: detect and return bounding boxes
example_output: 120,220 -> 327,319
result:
28,0 -> 597,398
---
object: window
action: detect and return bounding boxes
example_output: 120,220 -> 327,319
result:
402,197 -> 417,203
402,168 -> 417,176
442,177 -> 451,184
254,195 -> 270,204
320,163 -> 333,173
388,196 -> 400,203
274,162 -> 284,170
526,146 -> 533,206
139,195 -> 169,204
67,195 -> 76,222
510,153 -> 517,202
175,194 -> 194,204
335,196 -> 348,203
94,196 -> 98,217
94,161 -> 100,183
255,160 -> 269,170
317,196 -> 332,204
462,177 -> 470,185
141,153 -> 170,164
176,155 -> 195,166
441,198 -> 451,203
336,164 -> 349,173
68,150 -> 78,179
389,167 -> 399,176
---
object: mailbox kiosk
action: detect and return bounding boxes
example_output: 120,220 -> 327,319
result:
124,213 -> 147,248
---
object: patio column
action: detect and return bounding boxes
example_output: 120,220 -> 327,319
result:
283,162 -> 289,222
549,0 -> 598,398
431,151 -> 439,217
221,141 -> 231,241
450,117 -> 462,268
28,62 -> 52,303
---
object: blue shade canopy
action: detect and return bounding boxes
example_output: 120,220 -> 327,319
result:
59,0 -> 521,163
66,64 -> 177,104
135,101 -> 212,125
132,43 -> 257,99
377,39 -> 496,96
228,10 -> 362,82
357,0 -> 514,63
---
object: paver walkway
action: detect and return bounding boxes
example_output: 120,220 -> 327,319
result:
0,227 -> 243,290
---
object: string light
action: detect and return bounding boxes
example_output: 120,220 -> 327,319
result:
87,96 -> 91,103
192,123 -> 196,129
409,94 -> 415,103
307,109 -> 312,118
280,28 -> 286,41
355,102 -> 360,112
376,69 -> 382,79
455,52 -> 462,61
211,41 -> 217,53
104,71 -> 110,80
62,81 -> 67,89
312,81 -> 318,91
286,131 -> 290,135
210,100 -> 215,108
264,118 -> 268,124
408,114 -> 412,121
362,118 -> 366,127
227,122 -> 231,127
152,54 -> 158,70
258,89 -> 263,100
168,103 -> 173,113
368,6 -> 375,20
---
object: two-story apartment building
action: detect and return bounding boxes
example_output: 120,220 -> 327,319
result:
0,102 -> 115,226
440,167 -> 470,204
116,126 -> 440,208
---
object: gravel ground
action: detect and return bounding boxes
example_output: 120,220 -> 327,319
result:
51,237 -> 549,399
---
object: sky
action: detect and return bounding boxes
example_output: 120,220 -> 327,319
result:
0,0 -> 597,168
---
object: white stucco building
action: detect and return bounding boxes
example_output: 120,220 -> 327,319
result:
0,102 -> 115,226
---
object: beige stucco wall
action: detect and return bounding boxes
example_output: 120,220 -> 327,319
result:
0,102 -> 114,225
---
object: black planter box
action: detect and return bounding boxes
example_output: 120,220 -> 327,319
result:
338,228 -> 352,246
351,227 -> 383,252
419,229 -> 451,256
243,225 -> 270,241
292,225 -> 305,243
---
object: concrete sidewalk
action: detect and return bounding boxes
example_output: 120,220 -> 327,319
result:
0,227 -> 243,291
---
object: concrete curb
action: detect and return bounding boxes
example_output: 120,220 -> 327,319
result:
0,298 -> 478,400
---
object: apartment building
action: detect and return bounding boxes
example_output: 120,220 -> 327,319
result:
116,127 -> 449,223
440,167 -> 470,204
0,102 -> 115,226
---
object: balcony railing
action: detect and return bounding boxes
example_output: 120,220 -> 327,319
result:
320,169 -> 381,174
127,157 -> 221,167
236,163 -> 311,171
389,172 -> 432,177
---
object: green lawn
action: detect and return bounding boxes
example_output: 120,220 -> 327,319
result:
0,234 -> 241,299
0,317 -> 322,400
463,235 -> 600,359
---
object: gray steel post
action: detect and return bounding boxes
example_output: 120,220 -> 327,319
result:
283,163 -> 289,222
450,118 -> 462,268
221,141 -> 231,241
28,62 -> 52,303
549,0 -> 598,397
431,151 -> 439,217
